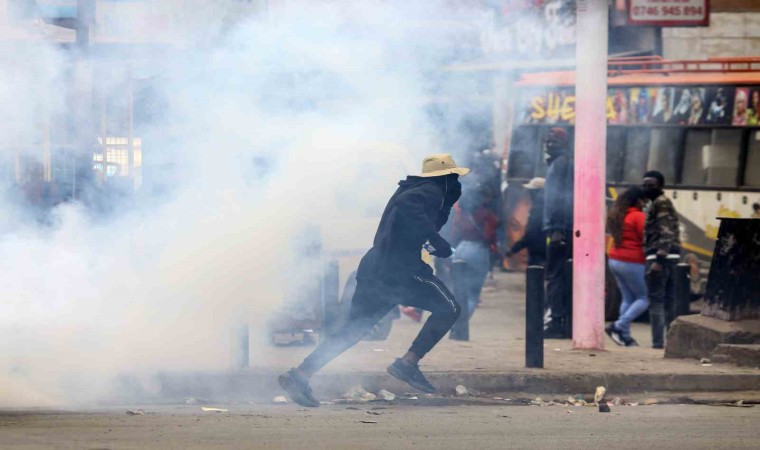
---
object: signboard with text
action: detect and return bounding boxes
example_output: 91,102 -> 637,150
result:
628,0 -> 709,27
518,85 -> 759,126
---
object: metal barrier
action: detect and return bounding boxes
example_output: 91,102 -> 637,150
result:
563,258 -> 573,339
449,261 -> 470,341
237,324 -> 249,368
321,259 -> 341,339
526,265 -> 545,368
674,263 -> 691,318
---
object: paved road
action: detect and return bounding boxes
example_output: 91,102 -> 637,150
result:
1,403 -> 757,449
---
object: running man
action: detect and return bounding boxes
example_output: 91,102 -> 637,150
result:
278,154 -> 469,407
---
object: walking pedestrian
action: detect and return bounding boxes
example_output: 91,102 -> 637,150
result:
542,128 -> 573,339
505,177 -> 546,267
605,187 -> 649,347
450,190 -> 498,319
278,154 -> 468,407
642,170 -> 681,349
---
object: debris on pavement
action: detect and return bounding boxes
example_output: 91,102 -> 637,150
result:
365,411 -> 382,416
644,398 -> 659,405
599,403 -> 611,413
700,358 -> 711,364
594,386 -> 606,404
201,407 -> 228,412
567,396 -> 587,407
378,389 -> 396,401
455,385 -> 469,397
359,420 -> 378,424
709,400 -> 754,408
184,398 -> 198,405
126,409 -> 145,415
343,385 -> 377,402
272,396 -> 288,404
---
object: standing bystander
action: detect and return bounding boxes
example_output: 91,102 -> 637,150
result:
450,190 -> 499,318
505,177 -> 546,267
605,187 -> 649,347
542,128 -> 574,339
642,170 -> 682,349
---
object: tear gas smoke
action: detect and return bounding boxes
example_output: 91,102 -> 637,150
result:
0,1 -> 490,405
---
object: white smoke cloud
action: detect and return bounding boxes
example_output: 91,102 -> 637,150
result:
0,0 -> 486,406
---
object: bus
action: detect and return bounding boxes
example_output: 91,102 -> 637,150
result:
501,57 -> 760,306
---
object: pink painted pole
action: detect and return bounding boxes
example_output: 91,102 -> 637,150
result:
572,0 -> 608,350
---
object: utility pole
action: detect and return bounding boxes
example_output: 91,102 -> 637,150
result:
572,0 -> 608,350
73,0 -> 95,199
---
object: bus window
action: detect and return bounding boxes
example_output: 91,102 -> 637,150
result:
681,129 -> 711,185
507,126 -> 539,179
648,128 -> 684,184
622,128 -> 650,182
606,128 -> 625,182
743,131 -> 760,187
704,129 -> 742,187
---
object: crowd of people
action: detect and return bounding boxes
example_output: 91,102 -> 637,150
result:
500,128 -> 685,348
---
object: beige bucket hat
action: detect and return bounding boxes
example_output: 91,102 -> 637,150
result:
419,153 -> 470,178
522,177 -> 545,190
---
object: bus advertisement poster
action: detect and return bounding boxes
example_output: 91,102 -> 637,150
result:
520,85 -> 760,127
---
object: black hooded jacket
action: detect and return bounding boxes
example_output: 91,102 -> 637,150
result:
356,175 -> 460,282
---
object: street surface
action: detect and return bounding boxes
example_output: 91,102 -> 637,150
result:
0,403 -> 757,449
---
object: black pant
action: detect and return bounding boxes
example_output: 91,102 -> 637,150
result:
546,239 -> 572,321
299,274 -> 460,374
646,259 -> 676,348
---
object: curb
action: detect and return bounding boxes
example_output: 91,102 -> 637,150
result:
127,370 -> 760,404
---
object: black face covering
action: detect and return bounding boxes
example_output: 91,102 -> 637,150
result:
442,174 -> 462,208
644,187 -> 663,201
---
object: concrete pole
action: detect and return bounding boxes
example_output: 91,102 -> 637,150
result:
572,0 -> 608,350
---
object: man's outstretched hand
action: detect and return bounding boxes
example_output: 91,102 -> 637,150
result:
429,235 -> 453,258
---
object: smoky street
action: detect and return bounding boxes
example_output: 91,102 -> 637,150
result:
1,403 -> 758,450
3,0 -> 760,448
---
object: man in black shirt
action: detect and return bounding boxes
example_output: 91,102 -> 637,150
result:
278,154 -> 469,407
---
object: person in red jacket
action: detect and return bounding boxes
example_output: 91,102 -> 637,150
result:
605,186 -> 649,347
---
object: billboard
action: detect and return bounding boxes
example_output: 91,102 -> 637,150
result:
518,85 -> 760,126
628,0 -> 709,27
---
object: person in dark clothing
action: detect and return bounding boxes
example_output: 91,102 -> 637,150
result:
450,190 -> 498,319
505,177 -> 546,266
278,154 -> 469,407
542,128 -> 574,339
642,170 -> 681,349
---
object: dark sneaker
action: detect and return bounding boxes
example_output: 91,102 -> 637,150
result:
605,324 -> 624,346
623,337 -> 640,347
277,369 -> 319,407
543,320 -> 567,339
652,344 -> 664,349
387,358 -> 435,394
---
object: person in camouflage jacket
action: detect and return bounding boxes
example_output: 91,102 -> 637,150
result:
642,170 -> 681,349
